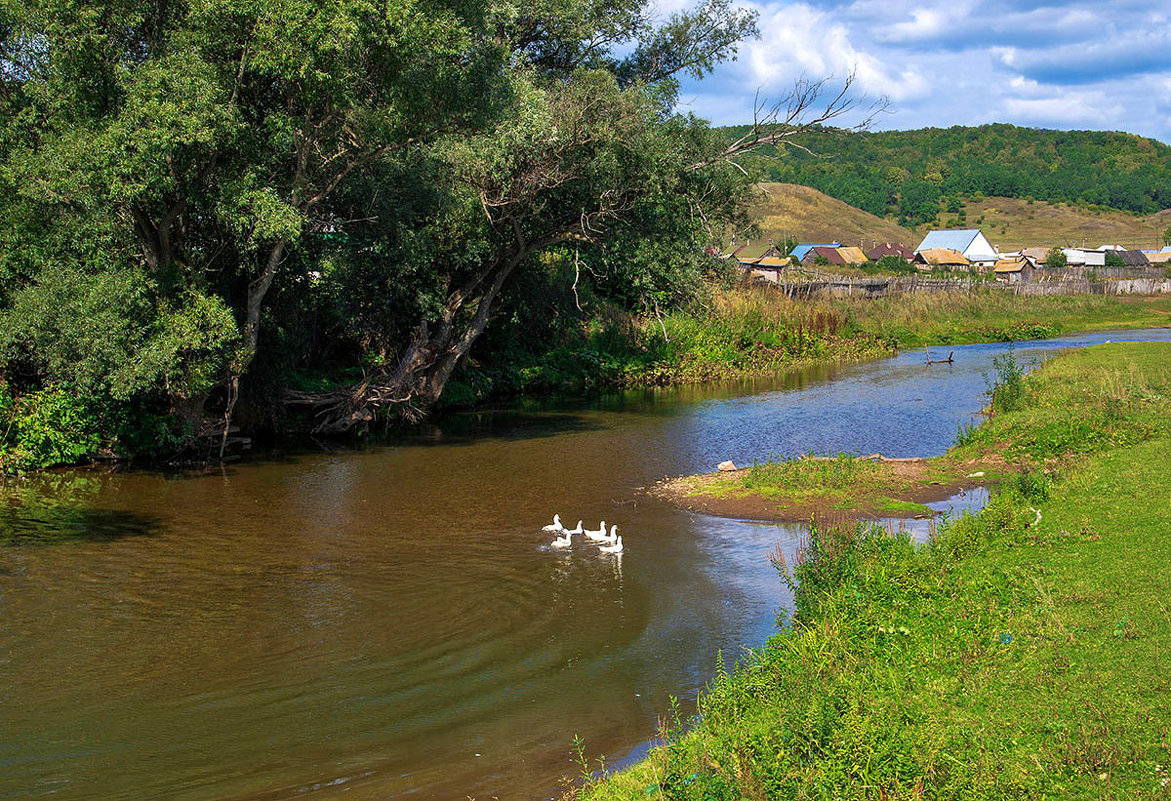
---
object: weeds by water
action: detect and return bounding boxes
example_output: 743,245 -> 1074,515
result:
987,347 -> 1028,414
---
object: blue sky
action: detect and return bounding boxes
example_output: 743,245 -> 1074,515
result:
672,0 -> 1171,143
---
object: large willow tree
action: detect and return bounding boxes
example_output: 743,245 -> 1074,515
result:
0,0 -> 861,457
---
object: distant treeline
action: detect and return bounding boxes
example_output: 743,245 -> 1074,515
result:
724,123 -> 1171,224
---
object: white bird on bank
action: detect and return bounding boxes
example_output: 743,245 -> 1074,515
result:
563,520 -> 584,536
599,535 -> 623,554
542,514 -> 564,533
584,521 -> 607,541
550,530 -> 573,548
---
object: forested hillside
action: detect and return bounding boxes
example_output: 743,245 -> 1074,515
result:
729,124 -> 1171,224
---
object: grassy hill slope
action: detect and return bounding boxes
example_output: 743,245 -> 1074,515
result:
748,183 -> 1171,253
938,196 -> 1171,251
750,183 -> 918,249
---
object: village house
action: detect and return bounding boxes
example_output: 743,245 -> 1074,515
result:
915,229 -> 999,270
1063,248 -> 1106,267
728,243 -> 792,283
993,254 -> 1034,283
789,243 -> 842,262
866,243 -> 914,261
803,245 -> 846,266
1019,247 -> 1050,266
1145,248 -> 1171,264
913,248 -> 970,269
1115,250 -> 1151,267
835,246 -> 868,266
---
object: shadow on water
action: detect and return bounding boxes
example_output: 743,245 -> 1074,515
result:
0,506 -> 160,547
0,474 -> 160,546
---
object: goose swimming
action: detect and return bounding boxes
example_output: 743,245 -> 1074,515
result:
599,535 -> 623,554
550,530 -> 573,548
542,514 -> 564,533
584,520 -> 607,541
563,520 -> 584,536
599,524 -> 619,545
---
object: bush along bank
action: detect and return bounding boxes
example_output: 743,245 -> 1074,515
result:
442,287 -> 1171,409
577,342 -> 1171,799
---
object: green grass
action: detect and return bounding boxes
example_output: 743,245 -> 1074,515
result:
741,454 -> 880,493
849,290 -> 1171,347
578,342 -> 1171,800
677,452 -> 991,518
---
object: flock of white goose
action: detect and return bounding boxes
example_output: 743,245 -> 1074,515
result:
541,514 -> 624,554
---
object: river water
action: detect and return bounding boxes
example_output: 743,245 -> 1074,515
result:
2,329 -> 1168,800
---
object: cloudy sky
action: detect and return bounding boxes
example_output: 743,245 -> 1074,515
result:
672,0 -> 1171,143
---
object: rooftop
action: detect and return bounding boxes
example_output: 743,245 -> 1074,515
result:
916,230 -> 986,254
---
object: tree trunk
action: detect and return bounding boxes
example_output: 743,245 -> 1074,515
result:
243,241 -> 287,363
290,246 -> 525,433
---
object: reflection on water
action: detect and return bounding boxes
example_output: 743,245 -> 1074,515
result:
0,475 -> 160,546
1,328 -> 1168,800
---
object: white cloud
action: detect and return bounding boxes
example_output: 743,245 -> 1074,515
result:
875,7 -> 948,42
676,0 -> 1171,143
1002,94 -> 1114,126
742,2 -> 929,101
992,46 -> 1017,67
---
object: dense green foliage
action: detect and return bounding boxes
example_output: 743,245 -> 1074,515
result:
585,342 -> 1171,799
0,0 -> 766,468
728,123 -> 1171,224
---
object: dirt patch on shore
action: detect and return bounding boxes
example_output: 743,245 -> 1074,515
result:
648,455 -> 1007,523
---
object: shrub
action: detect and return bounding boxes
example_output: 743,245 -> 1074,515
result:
987,350 -> 1027,414
2,385 -> 103,471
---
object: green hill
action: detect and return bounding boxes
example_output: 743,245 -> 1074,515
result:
727,124 -> 1171,226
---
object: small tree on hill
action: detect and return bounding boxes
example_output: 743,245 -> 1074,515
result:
1162,225 -> 1171,247
1046,247 -> 1067,270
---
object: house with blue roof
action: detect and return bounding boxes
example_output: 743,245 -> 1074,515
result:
789,243 -> 841,262
914,229 -> 998,269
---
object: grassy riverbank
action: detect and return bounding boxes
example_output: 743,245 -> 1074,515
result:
652,453 -> 1009,521
578,342 -> 1171,799
450,287 -> 1171,405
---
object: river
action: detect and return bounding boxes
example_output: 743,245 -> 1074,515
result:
1,329 -> 1168,799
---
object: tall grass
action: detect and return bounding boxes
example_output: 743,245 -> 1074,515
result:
449,286 -> 1171,406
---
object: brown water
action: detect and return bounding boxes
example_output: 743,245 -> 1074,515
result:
2,329 -> 1168,800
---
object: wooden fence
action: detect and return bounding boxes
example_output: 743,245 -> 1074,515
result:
752,272 -> 1171,299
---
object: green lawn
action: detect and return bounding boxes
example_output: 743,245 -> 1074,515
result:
580,343 -> 1171,799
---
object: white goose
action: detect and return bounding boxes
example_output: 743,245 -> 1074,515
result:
599,524 -> 619,545
584,520 -> 608,541
599,535 -> 623,554
563,520 -> 584,536
542,514 -> 564,533
550,529 -> 573,549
